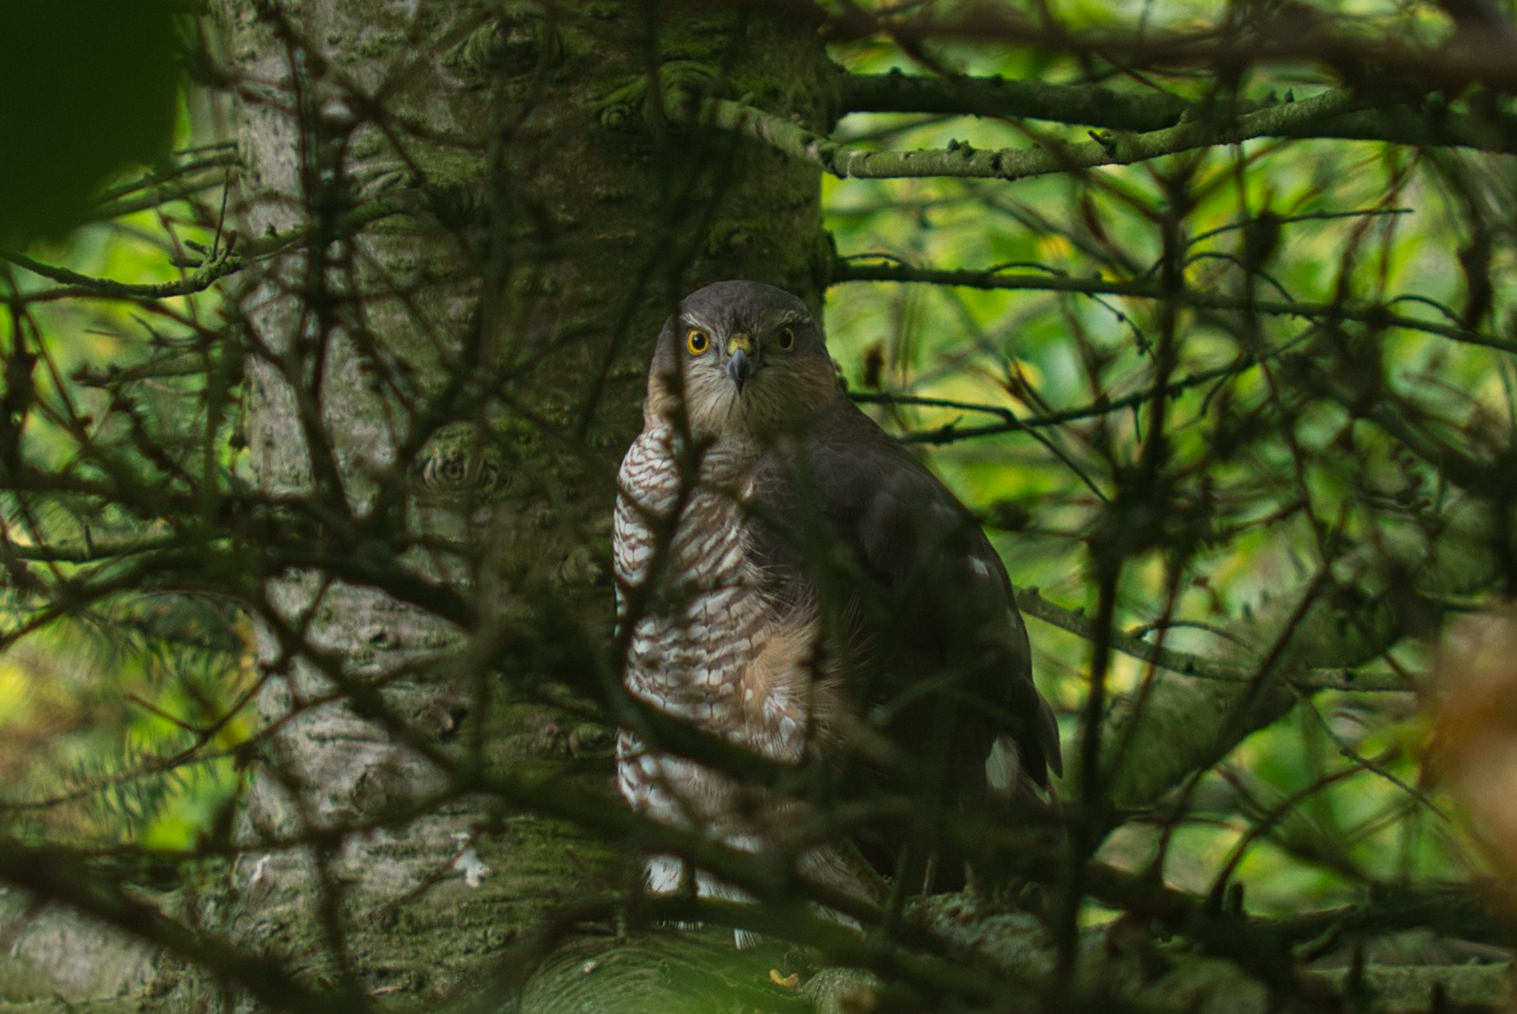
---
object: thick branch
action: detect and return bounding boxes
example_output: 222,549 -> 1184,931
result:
839,71 -> 1189,131
1088,499 -> 1499,810
838,73 -> 1517,155
818,4 -> 1517,90
688,88 -> 1365,181
2,249 -> 246,302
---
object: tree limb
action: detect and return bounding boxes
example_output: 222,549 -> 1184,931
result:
0,842 -> 342,1013
686,88 -> 1366,181
2,249 -> 246,302
838,72 -> 1517,155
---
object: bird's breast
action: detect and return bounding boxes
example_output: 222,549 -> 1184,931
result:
614,426 -> 821,760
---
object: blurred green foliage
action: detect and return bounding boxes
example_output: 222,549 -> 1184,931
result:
0,141 -> 248,849
822,19 -> 1500,927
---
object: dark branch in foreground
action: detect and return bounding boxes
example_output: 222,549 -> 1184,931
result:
819,3 -> 1517,91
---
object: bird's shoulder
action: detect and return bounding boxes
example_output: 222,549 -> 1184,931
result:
749,398 -> 1010,592
747,395 -> 1062,786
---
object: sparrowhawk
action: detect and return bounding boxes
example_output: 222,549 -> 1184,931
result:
614,280 -> 1061,912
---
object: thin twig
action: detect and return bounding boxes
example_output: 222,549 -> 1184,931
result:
833,259 -> 1517,353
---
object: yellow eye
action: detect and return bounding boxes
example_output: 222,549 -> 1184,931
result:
686,328 -> 710,355
778,327 -> 796,351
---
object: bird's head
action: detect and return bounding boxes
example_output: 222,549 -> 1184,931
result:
647,280 -> 839,441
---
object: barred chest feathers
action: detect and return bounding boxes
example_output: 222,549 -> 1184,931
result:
613,423 -> 820,759
612,422 -> 826,899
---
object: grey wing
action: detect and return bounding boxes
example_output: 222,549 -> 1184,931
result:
752,398 -> 1062,789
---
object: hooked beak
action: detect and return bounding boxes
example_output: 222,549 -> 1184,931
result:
725,333 -> 754,394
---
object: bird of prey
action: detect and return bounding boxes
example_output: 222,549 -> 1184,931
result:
613,280 -> 1061,911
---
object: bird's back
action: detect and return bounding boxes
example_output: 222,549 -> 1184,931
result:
748,395 -> 1061,794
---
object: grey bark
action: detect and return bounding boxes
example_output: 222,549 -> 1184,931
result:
210,0 -> 833,1009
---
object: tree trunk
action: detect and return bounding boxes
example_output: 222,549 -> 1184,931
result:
213,0 -> 833,1009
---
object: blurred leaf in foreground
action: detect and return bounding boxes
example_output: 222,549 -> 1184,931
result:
0,1 -> 181,245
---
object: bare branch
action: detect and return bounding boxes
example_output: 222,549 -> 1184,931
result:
839,73 -> 1517,156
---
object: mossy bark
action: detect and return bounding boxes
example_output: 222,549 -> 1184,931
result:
216,0 -> 835,1010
